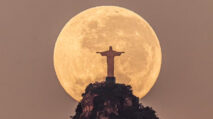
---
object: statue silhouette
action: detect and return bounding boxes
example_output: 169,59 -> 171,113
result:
96,46 -> 124,80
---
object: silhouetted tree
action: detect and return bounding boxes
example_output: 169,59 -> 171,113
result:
71,82 -> 159,119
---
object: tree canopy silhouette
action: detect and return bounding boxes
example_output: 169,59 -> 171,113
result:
71,82 -> 159,119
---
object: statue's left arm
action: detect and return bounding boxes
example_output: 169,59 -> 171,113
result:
114,51 -> 125,56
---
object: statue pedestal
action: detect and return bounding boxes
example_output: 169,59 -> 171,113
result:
106,77 -> 115,84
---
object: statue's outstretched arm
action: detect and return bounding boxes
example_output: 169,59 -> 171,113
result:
114,51 -> 125,56
96,51 -> 108,56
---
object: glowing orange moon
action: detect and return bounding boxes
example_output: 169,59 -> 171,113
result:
54,6 -> 162,101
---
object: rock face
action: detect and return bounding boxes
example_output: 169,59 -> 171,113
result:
71,82 -> 159,119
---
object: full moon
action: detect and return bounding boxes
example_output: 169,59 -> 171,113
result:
54,6 -> 162,101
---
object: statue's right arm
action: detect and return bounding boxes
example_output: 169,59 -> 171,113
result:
96,51 -> 108,56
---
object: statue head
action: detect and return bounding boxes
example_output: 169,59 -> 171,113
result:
109,46 -> 113,51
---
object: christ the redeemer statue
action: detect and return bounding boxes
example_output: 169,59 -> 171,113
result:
96,46 -> 124,83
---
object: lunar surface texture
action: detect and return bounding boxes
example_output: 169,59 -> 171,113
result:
54,6 -> 162,101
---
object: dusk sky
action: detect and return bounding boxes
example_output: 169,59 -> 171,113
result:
0,0 -> 212,119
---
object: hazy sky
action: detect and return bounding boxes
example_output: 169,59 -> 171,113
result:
0,0 -> 212,119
